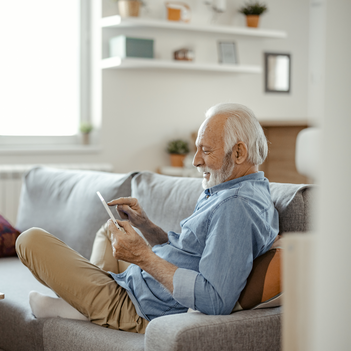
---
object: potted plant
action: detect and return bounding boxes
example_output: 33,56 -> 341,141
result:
167,139 -> 190,167
238,1 -> 268,28
80,122 -> 93,145
114,0 -> 143,17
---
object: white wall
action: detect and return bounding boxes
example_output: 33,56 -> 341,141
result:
100,0 -> 310,173
0,0 -> 310,173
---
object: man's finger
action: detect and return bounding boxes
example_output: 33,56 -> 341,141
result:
108,219 -> 125,235
107,197 -> 135,206
116,219 -> 132,233
108,219 -> 117,231
117,204 -> 135,217
117,209 -> 129,220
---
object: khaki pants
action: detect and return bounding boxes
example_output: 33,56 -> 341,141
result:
15,223 -> 149,333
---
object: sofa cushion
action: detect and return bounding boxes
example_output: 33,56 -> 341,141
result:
131,172 -> 204,234
0,257 -> 144,351
16,167 -> 135,259
0,214 -> 21,258
269,183 -> 314,233
145,308 -> 282,351
42,318 -> 144,351
0,257 -> 56,351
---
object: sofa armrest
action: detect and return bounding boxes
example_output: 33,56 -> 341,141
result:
144,307 -> 281,351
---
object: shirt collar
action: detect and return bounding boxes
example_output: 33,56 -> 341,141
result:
204,171 -> 265,196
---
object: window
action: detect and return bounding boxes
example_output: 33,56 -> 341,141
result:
0,0 -> 90,144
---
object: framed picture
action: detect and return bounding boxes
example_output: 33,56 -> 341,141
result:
218,42 -> 238,64
264,52 -> 291,93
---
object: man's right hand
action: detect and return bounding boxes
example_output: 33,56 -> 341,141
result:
108,197 -> 169,247
108,197 -> 149,229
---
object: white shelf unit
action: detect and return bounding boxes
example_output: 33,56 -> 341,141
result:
101,16 -> 287,39
101,57 -> 261,73
100,15 -> 287,74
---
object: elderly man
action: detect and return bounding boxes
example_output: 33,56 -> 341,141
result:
16,102 -> 279,334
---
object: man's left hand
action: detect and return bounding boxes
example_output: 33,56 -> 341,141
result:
108,219 -> 153,266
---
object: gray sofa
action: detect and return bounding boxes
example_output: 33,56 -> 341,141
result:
0,167 -> 313,351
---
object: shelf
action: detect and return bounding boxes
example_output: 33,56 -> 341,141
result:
101,16 -> 287,39
101,57 -> 261,73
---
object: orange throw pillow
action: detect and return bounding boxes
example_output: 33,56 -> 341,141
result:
233,235 -> 282,311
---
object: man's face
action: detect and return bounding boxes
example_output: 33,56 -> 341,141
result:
193,115 -> 235,189
198,151 -> 235,189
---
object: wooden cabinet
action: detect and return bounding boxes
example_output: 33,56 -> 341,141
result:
259,121 -> 309,184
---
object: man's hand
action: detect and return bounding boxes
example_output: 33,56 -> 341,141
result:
108,219 -> 178,293
108,196 -> 169,247
108,219 -> 152,267
108,197 -> 149,230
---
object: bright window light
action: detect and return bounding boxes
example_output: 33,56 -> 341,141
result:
0,0 -> 80,136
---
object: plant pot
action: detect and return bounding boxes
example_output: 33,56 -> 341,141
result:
246,15 -> 260,28
118,0 -> 141,17
170,154 -> 186,167
82,133 -> 90,145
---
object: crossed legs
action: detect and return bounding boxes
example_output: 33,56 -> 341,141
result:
15,223 -> 147,333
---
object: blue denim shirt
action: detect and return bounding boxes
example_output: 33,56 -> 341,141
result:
111,172 -> 279,321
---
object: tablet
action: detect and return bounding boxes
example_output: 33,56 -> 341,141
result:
96,191 -> 122,230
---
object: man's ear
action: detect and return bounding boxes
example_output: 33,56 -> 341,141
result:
232,142 -> 248,164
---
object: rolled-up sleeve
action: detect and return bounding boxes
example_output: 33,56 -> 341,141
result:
173,268 -> 198,309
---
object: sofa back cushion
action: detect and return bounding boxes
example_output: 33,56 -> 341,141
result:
132,172 -> 314,235
269,183 -> 314,233
15,169 -> 314,259
131,172 -> 204,234
16,167 -> 135,259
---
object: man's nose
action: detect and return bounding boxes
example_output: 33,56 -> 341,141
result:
192,151 -> 203,168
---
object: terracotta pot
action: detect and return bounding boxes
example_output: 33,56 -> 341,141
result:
246,15 -> 260,28
170,154 -> 186,167
118,0 -> 141,17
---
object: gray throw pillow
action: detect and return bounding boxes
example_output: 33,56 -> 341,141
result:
16,167 -> 136,258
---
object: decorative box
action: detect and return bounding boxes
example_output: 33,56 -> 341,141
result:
109,36 -> 154,59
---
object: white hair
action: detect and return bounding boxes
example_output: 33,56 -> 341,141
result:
205,103 -> 268,165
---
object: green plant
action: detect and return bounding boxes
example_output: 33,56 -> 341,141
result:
239,1 -> 268,15
80,122 -> 93,134
167,139 -> 190,155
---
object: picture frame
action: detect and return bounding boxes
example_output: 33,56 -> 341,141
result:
218,42 -> 238,64
264,52 -> 291,93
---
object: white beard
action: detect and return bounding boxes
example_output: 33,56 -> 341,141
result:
197,152 -> 235,190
